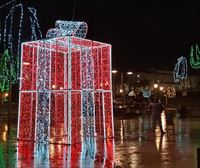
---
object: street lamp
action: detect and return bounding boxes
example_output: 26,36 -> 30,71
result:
159,86 -> 164,103
112,70 -> 118,101
112,70 -> 136,106
153,83 -> 159,99
154,83 -> 158,89
127,71 -> 133,75
153,83 -> 165,102
126,71 -> 133,92
112,70 -> 117,74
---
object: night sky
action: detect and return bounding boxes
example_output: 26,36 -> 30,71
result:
1,0 -> 200,72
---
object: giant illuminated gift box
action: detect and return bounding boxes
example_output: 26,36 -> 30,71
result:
17,21 -> 114,144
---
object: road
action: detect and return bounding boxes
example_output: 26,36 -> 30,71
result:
0,111 -> 199,167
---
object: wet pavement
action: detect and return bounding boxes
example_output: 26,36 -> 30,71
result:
0,112 -> 200,168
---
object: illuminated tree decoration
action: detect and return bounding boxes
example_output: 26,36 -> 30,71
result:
0,1 -> 42,79
190,44 -> 200,69
0,49 -> 16,92
17,21 -> 114,144
173,56 -> 187,83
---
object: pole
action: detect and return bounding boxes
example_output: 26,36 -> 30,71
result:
121,72 -> 125,105
113,74 -> 116,101
197,148 -> 200,168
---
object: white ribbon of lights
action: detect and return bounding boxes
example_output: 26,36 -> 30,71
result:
34,20 -> 89,143
81,49 -> 95,137
173,56 -> 187,83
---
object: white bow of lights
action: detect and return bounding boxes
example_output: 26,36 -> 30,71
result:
46,20 -> 88,39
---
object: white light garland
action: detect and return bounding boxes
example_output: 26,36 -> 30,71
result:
36,43 -> 51,143
173,56 -> 187,83
15,3 -> 23,78
0,22 -> 1,44
28,7 -> 43,41
0,1 -> 42,80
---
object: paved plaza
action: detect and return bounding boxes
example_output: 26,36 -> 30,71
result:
0,110 -> 200,167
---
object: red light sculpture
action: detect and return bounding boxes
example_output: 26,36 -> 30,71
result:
17,21 -> 114,144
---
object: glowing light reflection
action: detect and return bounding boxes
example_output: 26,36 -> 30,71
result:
17,138 -> 114,167
120,120 -> 124,140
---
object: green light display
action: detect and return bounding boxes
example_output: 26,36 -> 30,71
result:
190,44 -> 200,69
0,49 -> 17,92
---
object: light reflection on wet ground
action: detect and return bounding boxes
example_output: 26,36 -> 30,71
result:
114,113 -> 200,168
0,112 -> 200,167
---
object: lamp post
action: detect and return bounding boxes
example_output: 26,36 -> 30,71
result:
127,71 -> 133,92
120,72 -> 126,105
112,70 -> 117,101
112,70 -> 126,105
153,82 -> 166,104
112,70 -> 136,106
153,83 -> 158,98
126,71 -> 134,105
159,86 -> 164,103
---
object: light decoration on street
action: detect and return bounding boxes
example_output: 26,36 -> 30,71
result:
46,20 -> 87,39
0,0 -> 42,79
173,56 -> 187,83
190,44 -> 200,69
0,49 -> 16,92
142,89 -> 151,98
163,86 -> 176,98
17,21 -> 114,144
